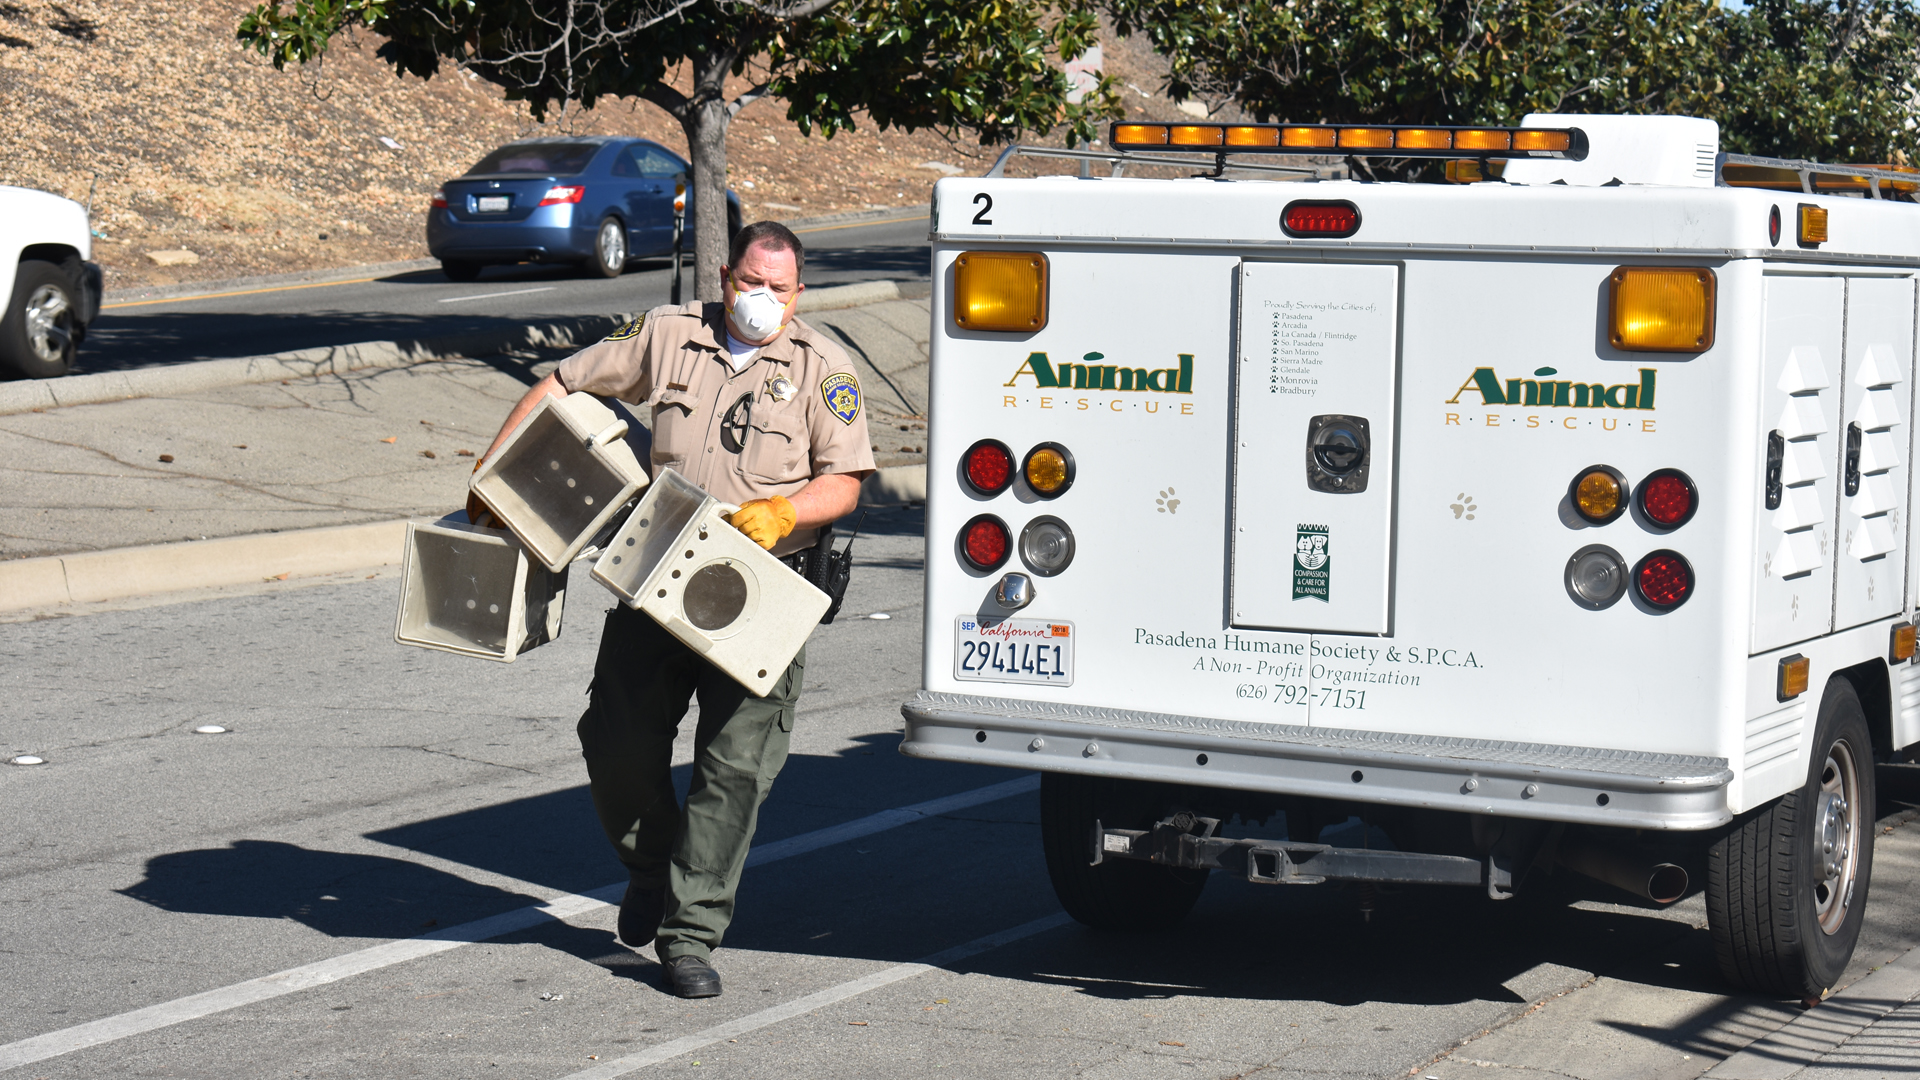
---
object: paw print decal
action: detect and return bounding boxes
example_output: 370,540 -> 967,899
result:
1157,487 -> 1180,514
1451,493 -> 1477,521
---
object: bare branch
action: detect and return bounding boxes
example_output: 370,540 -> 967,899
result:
728,82 -> 774,116
730,0 -> 840,16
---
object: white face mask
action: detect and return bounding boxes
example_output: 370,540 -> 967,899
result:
729,285 -> 787,340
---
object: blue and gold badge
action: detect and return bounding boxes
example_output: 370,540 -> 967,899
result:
821,372 -> 861,425
604,315 -> 646,341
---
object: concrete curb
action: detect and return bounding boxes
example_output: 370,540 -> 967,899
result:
102,258 -> 443,307
0,279 -> 905,416
781,204 -> 930,231
1703,945 -> 1920,1079
0,520 -> 408,614
1,464 -> 924,614
860,463 -> 926,507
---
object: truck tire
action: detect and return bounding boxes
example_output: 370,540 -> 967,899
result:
0,259 -> 79,378
1707,679 -> 1875,997
1041,771 -> 1208,932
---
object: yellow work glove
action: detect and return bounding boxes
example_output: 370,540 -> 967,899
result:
728,496 -> 796,550
467,460 -> 497,528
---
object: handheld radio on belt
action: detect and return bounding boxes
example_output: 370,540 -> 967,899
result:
784,511 -> 862,624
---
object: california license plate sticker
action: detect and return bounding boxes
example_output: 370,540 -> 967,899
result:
953,617 -> 1074,686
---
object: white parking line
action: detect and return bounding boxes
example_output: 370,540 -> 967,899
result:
436,286 -> 559,303
0,774 -> 1040,1072
551,913 -> 1074,1080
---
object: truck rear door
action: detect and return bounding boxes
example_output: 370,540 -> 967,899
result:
1229,260 -> 1401,639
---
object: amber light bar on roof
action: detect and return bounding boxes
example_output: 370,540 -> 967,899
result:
1110,122 -> 1588,160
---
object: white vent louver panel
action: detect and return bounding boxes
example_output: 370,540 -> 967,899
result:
1778,397 -> 1829,438
1778,346 -> 1831,393
1771,485 -> 1826,532
1848,515 -> 1899,559
1769,532 -> 1825,577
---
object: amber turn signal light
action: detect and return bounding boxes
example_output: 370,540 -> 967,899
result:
1609,267 -> 1716,353
1798,204 -> 1829,247
1569,465 -> 1627,525
954,251 -> 1048,333
1778,653 -> 1810,702
1893,623 -> 1918,664
1023,443 -> 1075,498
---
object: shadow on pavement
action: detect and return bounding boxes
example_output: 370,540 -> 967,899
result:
118,838 -> 550,941
79,309 -> 566,375
128,656 -> 1920,1012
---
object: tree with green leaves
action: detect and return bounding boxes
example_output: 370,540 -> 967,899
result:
1106,0 -> 1920,177
238,0 -> 1118,297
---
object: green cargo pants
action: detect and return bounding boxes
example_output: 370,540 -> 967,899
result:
576,603 -> 802,963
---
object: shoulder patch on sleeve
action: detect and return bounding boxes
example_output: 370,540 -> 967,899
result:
603,315 -> 646,342
821,372 -> 861,425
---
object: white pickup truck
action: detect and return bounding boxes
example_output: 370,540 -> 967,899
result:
0,185 -> 102,378
907,114 -> 1920,1000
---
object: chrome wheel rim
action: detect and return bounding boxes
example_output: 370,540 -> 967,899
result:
24,284 -> 73,364
599,222 -> 625,271
1814,737 -> 1862,935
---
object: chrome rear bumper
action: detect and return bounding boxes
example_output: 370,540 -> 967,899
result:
900,690 -> 1732,830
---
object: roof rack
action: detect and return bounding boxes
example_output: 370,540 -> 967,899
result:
983,145 -> 1320,180
1718,153 -> 1919,199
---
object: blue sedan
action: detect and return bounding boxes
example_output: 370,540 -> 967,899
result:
426,136 -> 742,282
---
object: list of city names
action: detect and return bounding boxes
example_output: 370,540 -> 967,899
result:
1260,297 -> 1376,396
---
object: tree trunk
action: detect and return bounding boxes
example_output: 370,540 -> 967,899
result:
676,46 -> 739,304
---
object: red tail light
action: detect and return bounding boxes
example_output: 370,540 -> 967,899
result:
963,439 -> 1014,496
539,185 -> 586,206
1634,550 -> 1694,609
1281,200 -> 1361,238
961,514 -> 1012,571
1637,469 -> 1697,528
430,190 -> 449,209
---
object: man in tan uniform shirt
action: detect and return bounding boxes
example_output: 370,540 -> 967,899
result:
476,222 -> 873,998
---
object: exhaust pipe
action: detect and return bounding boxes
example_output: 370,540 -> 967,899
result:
1555,840 -> 1689,904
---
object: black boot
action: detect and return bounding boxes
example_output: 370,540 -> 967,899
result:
617,877 -> 664,949
664,955 -> 722,998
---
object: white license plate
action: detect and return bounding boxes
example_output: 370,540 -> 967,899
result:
476,195 -> 510,213
953,617 -> 1074,686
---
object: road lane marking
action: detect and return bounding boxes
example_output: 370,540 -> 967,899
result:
437,286 -> 559,303
0,773 -> 1040,1072
100,277 -> 381,310
551,912 -> 1073,1080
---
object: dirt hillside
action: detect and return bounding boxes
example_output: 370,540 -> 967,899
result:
0,1 -> 1206,290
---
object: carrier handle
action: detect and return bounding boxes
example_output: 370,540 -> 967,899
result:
585,419 -> 630,447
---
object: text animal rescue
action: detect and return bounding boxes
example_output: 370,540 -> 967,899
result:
1446,367 -> 1658,410
1006,352 -> 1195,393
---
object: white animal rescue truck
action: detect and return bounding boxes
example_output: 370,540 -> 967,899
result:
901,114 -> 1920,998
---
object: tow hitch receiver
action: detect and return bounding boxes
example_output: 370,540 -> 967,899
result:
1094,816 -> 1508,893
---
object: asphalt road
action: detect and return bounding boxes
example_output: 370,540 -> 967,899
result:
10,509 -> 1920,1079
75,214 -> 931,375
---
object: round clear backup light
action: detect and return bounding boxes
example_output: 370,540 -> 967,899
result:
1565,544 -> 1629,610
1019,515 -> 1076,576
